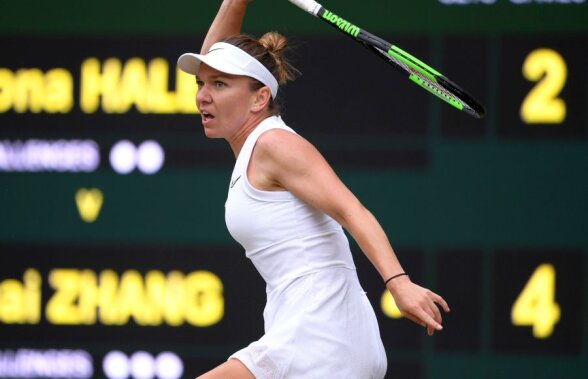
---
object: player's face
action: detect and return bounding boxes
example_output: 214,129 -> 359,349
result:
195,64 -> 258,139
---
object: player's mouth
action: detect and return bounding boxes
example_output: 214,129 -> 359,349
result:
201,111 -> 215,124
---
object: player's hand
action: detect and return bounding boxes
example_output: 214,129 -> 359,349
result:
387,276 -> 450,336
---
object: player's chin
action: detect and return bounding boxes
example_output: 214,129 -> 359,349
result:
202,126 -> 222,139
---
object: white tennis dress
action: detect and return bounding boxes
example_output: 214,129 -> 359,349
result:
225,116 -> 387,379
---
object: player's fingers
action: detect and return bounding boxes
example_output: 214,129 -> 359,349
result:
429,302 -> 442,325
426,303 -> 443,324
416,308 -> 443,332
430,292 -> 450,312
402,311 -> 426,328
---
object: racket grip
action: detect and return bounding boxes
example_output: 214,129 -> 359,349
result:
288,0 -> 321,16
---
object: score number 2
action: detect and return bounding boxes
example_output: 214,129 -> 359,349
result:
520,49 -> 567,124
511,263 -> 560,339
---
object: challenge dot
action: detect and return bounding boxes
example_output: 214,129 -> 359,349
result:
137,140 -> 165,175
109,140 -> 136,175
109,140 -> 165,175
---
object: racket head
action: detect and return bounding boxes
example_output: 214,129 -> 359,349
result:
436,76 -> 486,119
290,1 -> 486,119
366,43 -> 485,119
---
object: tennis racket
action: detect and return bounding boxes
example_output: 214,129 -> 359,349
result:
287,0 -> 486,119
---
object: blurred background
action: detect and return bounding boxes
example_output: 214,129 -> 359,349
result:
0,0 -> 587,378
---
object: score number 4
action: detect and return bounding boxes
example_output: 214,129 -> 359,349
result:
520,49 -> 567,124
380,263 -> 561,340
511,263 -> 561,339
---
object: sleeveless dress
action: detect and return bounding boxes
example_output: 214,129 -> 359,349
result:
225,116 -> 387,379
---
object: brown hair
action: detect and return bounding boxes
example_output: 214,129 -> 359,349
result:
221,32 -> 299,115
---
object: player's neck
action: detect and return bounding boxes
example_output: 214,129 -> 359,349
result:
228,113 -> 272,158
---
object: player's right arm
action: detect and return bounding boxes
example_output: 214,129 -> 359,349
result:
201,0 -> 252,54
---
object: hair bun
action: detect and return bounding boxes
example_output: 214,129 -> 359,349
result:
258,32 -> 299,85
259,32 -> 288,56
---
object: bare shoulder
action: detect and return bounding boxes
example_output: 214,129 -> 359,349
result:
255,128 -> 317,162
256,128 -> 305,149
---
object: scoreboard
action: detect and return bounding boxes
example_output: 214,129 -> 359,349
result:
1,1 -> 587,379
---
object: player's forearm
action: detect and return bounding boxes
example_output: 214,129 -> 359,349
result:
201,0 -> 250,54
342,205 -> 405,284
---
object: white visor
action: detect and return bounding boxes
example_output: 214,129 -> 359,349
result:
177,42 -> 279,99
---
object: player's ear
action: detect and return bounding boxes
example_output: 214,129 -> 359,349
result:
251,86 -> 272,113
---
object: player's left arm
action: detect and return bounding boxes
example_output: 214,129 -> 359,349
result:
253,129 -> 450,335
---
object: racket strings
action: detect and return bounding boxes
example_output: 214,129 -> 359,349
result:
376,47 -> 464,102
368,43 -> 479,116
409,68 -> 457,100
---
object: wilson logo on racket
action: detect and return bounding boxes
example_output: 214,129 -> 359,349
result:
322,10 -> 360,38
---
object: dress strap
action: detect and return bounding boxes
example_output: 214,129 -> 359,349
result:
231,116 -> 293,178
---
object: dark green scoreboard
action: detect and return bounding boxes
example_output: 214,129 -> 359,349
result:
1,1 -> 587,378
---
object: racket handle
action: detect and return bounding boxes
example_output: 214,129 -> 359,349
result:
288,0 -> 322,16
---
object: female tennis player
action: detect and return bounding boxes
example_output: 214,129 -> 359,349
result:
178,1 -> 449,378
